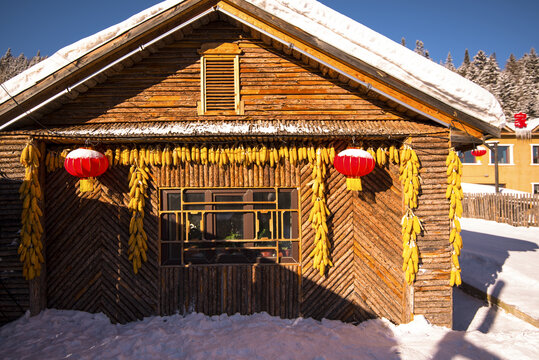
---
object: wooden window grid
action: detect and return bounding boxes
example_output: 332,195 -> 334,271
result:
159,187 -> 300,266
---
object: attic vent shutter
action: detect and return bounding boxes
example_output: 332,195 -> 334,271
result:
198,43 -> 243,115
203,57 -> 237,111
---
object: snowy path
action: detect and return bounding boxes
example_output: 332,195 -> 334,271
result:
460,218 -> 539,321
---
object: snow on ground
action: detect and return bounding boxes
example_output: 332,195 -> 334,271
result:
1,298 -> 538,360
1,219 -> 538,359
461,182 -> 529,195
460,218 -> 539,320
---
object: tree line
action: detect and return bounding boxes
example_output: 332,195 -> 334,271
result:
412,40 -> 538,119
1,44 -> 537,119
0,49 -> 46,84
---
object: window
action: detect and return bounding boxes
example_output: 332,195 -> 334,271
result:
160,188 -> 300,266
198,43 -> 243,115
458,150 -> 480,164
532,145 -> 539,165
489,145 -> 513,165
532,183 -> 539,194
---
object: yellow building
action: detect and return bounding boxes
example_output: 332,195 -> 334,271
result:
460,118 -> 539,194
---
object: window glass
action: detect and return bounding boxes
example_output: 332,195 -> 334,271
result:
166,193 -> 181,211
532,146 -> 539,164
459,151 -> 478,164
490,146 -> 510,164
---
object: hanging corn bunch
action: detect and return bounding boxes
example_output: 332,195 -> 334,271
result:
375,146 -> 387,166
44,148 -> 70,172
388,145 -> 400,164
18,141 -> 44,280
308,146 -> 333,276
45,150 -> 60,172
446,149 -> 463,286
127,165 -> 150,274
399,144 -> 422,284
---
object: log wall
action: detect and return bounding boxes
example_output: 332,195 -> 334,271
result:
411,133 -> 453,327
0,136 -> 29,325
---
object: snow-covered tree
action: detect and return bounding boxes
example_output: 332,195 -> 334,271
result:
444,52 -> 456,71
0,49 -> 46,84
457,49 -> 472,77
414,40 -> 430,59
476,54 -> 500,94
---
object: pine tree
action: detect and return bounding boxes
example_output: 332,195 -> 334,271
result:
414,40 -> 430,59
468,50 -> 488,82
476,54 -> 500,94
445,52 -> 456,71
519,48 -> 539,116
457,49 -> 471,77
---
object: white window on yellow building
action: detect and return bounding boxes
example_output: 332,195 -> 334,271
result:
533,183 -> 539,195
489,144 -> 513,165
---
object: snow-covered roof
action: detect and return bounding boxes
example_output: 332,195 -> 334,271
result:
504,118 -> 539,132
0,0 -> 506,131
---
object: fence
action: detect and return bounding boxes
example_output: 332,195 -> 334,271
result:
462,193 -> 539,227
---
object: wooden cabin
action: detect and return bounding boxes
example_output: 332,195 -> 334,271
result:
0,0 -> 504,328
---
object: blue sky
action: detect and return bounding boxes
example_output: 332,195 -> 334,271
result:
1,0 -> 537,68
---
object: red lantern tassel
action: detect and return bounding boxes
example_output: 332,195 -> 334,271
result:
346,177 -> 362,191
79,178 -> 95,192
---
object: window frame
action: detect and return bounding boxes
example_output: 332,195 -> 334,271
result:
487,143 -> 514,165
531,145 -> 539,165
532,183 -> 539,195
159,187 -> 301,266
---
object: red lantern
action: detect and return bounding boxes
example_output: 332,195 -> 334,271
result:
333,148 -> 375,191
64,148 -> 109,192
470,148 -> 486,157
514,112 -> 527,128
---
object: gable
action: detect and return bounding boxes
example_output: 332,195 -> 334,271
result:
0,0 -> 503,138
28,18 -> 446,141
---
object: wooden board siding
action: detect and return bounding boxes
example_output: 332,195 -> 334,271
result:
44,165 -> 159,324
156,158 -> 301,318
301,144 -> 406,324
0,136 -> 29,324
156,149 -> 410,324
38,20 -> 404,128
411,132 -> 452,327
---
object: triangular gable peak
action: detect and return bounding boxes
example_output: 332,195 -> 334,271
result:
502,118 -> 539,133
0,0 -> 504,138
27,15 -> 434,141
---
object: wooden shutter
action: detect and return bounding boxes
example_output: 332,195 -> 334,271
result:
198,43 -> 242,115
203,56 -> 238,112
